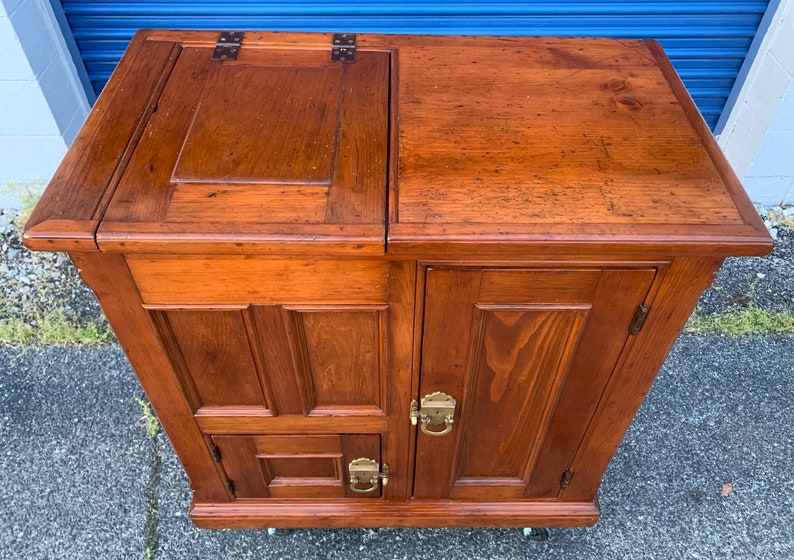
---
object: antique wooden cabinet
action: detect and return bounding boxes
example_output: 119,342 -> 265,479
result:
24,31 -> 772,530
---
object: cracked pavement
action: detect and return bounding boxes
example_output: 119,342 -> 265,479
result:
1,335 -> 792,559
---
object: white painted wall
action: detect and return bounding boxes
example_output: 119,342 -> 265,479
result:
718,0 -> 794,205
0,0 -> 89,212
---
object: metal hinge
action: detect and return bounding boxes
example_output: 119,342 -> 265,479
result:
629,304 -> 649,336
331,33 -> 356,62
209,443 -> 222,462
224,478 -> 235,495
211,31 -> 243,61
560,470 -> 573,490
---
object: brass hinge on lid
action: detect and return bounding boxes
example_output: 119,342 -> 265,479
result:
224,478 -> 235,495
209,442 -> 222,462
331,33 -> 356,62
211,31 -> 243,61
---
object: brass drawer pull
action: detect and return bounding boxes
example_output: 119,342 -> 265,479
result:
410,392 -> 457,437
348,458 -> 389,493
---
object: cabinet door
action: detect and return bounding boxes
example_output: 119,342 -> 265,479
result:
211,434 -> 382,498
413,267 -> 655,500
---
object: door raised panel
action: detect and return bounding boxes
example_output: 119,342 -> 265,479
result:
449,306 -> 589,499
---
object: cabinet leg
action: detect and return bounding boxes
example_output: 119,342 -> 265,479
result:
523,527 -> 550,541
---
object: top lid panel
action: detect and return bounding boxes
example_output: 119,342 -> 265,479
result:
172,63 -> 341,185
98,39 -> 389,254
387,37 -> 771,256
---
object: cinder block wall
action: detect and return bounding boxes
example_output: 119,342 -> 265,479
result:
718,0 -> 793,206
743,82 -> 794,206
0,0 -> 88,210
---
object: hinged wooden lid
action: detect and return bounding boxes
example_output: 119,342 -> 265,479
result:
24,30 -> 389,254
387,36 -> 772,257
24,32 -> 771,258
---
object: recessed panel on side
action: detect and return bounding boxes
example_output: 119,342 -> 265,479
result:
155,309 -> 270,409
288,308 -> 387,415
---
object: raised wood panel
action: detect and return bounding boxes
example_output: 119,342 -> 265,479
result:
289,308 -> 386,415
449,306 -> 589,499
94,44 -> 389,255
158,309 -> 270,409
173,63 -> 342,185
212,434 -> 381,499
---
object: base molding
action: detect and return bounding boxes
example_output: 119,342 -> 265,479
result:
190,499 -> 600,529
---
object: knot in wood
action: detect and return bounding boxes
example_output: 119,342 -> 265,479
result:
615,97 -> 643,110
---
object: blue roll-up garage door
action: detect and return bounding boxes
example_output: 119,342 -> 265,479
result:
59,0 -> 770,129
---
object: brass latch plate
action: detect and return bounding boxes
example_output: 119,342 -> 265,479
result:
410,391 -> 457,436
348,457 -> 389,493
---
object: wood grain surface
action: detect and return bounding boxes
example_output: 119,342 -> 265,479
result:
22,31 -> 774,530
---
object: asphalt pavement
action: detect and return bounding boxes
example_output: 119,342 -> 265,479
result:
1,334 -> 792,559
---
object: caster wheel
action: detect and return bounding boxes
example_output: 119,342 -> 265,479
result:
523,527 -> 550,541
266,528 -> 293,536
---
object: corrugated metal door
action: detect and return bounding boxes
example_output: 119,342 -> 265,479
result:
59,0 -> 769,129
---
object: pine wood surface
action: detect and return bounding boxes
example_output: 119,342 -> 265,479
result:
23,31 -> 773,530
25,30 -> 771,257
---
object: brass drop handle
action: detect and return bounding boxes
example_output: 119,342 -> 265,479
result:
348,458 -> 389,493
410,392 -> 457,437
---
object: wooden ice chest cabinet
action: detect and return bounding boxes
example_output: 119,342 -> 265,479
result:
24,30 -> 772,530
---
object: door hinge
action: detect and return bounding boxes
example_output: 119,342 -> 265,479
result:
209,442 -> 222,462
560,469 -> 573,490
629,303 -> 649,336
331,33 -> 356,62
211,31 -> 243,61
224,478 -> 235,495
